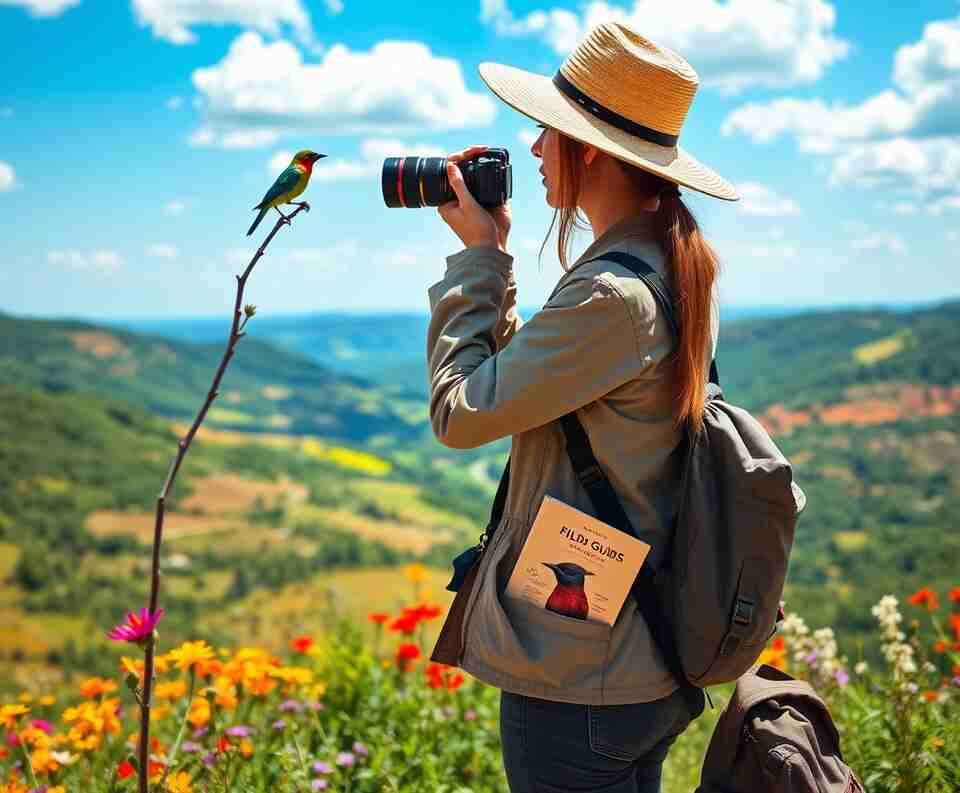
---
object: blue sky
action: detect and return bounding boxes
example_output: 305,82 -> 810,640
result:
1,0 -> 958,319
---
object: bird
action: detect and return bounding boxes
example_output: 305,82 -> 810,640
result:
543,562 -> 594,620
247,149 -> 326,236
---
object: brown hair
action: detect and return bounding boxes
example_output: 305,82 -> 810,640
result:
539,132 -> 720,435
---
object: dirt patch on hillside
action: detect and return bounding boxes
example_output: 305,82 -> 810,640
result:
85,510 -> 235,543
180,473 -> 309,515
68,331 -> 129,358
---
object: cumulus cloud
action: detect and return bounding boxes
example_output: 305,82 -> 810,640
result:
163,199 -> 186,215
48,249 -> 122,273
189,32 -> 496,148
480,0 -> 849,94
146,244 -> 178,259
131,0 -> 315,46
718,240 -> 798,260
850,232 -> 906,255
0,162 -> 16,191
722,13 -> 960,198
736,182 -> 801,216
0,0 -> 79,16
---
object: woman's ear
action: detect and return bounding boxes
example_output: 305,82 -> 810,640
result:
583,145 -> 599,166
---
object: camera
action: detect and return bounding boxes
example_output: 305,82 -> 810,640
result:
382,148 -> 512,209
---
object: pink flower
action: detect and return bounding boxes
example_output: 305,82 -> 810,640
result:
107,607 -> 164,643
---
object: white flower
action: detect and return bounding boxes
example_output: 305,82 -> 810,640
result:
854,661 -> 868,675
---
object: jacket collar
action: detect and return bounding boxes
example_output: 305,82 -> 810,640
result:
573,212 -> 660,271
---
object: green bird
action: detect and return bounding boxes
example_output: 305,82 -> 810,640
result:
247,149 -> 326,236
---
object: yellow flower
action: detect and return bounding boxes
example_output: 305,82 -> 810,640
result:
308,682 -> 327,700
0,704 -> 30,728
38,696 -> 56,707
240,739 -> 254,758
168,641 -> 214,673
154,680 -> 188,701
212,676 -> 238,710
165,771 -> 194,793
270,666 -> 313,687
187,698 -> 210,728
17,693 -> 33,704
403,563 -> 430,584
930,736 -> 945,749
29,747 -> 60,774
47,788 -> 66,793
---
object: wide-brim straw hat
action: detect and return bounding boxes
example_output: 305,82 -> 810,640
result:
478,22 -> 739,201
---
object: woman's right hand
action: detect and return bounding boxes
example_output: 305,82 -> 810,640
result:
438,145 -> 511,253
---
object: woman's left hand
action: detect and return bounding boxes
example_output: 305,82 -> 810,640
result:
438,145 -> 511,253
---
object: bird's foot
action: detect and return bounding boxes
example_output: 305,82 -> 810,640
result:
289,201 -> 310,213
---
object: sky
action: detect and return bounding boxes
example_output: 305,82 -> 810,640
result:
1,0 -> 958,320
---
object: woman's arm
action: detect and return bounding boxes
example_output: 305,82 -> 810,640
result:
493,266 -> 524,350
427,250 -> 647,449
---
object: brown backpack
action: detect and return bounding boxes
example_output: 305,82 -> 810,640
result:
697,664 -> 865,793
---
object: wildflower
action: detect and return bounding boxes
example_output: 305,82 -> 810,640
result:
757,636 -> 787,670
388,613 -> 420,635
948,586 -> 960,604
107,607 -> 164,644
934,640 -> 947,653
403,563 -> 430,584
0,705 -> 29,729
464,709 -> 477,721
117,760 -> 135,779
368,613 -> 390,625
854,661 -> 868,675
352,741 -> 368,757
202,751 -> 217,766
165,770 -> 194,793
306,702 -> 325,712
442,705 -> 455,719
225,726 -> 253,738
186,698 -> 210,728
168,641 -> 215,673
446,672 -> 465,691
930,736 -> 946,749
28,721 -> 51,735
834,669 -> 849,686
280,700 -> 303,713
155,680 -> 188,701
396,643 -> 420,670
906,682 -> 919,694
311,781 -> 329,791
291,636 -> 314,654
907,587 -> 940,611
79,677 -> 118,698
949,613 -> 960,641
38,696 -> 55,707
272,720 -> 286,731
313,761 -> 333,774
181,741 -> 203,753
240,739 -> 254,758
17,693 -> 32,704
336,751 -> 356,767
922,690 -> 939,702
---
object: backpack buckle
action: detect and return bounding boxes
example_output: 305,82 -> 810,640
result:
733,597 -> 755,627
578,464 -> 605,488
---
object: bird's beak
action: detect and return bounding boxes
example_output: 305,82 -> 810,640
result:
314,153 -> 327,161
585,571 -> 595,575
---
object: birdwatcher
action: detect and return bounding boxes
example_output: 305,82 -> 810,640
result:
426,21 -> 739,793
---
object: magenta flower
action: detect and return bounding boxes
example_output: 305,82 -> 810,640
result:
107,607 -> 164,643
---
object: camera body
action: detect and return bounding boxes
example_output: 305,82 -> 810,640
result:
382,148 -> 513,209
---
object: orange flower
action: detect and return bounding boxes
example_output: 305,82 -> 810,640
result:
948,587 -> 960,603
368,613 -> 390,624
290,636 -> 314,654
168,641 -> 215,673
396,643 -> 420,670
0,704 -> 30,729
949,613 -> 960,641
79,677 -> 118,698
923,690 -> 939,702
934,640 -> 947,653
403,603 -> 444,621
117,760 -> 135,779
388,614 -> 420,635
149,760 -> 166,780
445,672 -> 465,691
155,680 -> 188,701
756,636 -> 787,671
907,587 -> 940,611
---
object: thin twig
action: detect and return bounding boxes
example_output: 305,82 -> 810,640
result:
137,202 -> 310,793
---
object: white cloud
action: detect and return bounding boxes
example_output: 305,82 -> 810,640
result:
719,240 -> 798,260
517,128 -> 539,147
165,96 -> 183,110
0,162 -> 16,191
48,249 -> 122,273
131,0 -> 314,46
0,0 -> 79,17
480,0 -> 849,94
163,199 -> 186,215
851,232 -> 906,255
190,32 -> 496,148
722,13 -> 960,198
146,244 -> 178,259
736,182 -> 801,216
927,194 -> 960,215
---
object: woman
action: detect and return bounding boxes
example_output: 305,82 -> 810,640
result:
428,21 -> 739,793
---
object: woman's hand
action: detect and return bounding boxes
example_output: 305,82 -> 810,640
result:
438,145 -> 511,253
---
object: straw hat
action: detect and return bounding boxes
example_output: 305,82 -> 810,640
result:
478,22 -> 739,201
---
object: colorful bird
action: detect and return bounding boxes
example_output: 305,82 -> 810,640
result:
543,562 -> 594,620
247,149 -> 326,236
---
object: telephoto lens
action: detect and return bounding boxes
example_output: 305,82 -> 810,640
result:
382,149 -> 512,209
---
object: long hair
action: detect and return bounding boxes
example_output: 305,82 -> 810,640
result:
540,133 -> 720,435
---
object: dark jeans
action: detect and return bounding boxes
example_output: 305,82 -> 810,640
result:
499,687 -> 699,793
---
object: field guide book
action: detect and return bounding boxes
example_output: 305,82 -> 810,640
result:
504,495 -> 652,626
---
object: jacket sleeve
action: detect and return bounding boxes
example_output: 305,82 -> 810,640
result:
493,265 -> 524,350
427,246 -> 647,449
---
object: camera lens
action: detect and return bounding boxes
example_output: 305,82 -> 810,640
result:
382,156 -> 451,208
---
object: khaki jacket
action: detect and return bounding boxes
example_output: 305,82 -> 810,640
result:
426,213 -> 718,705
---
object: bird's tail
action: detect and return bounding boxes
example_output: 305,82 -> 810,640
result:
247,206 -> 269,237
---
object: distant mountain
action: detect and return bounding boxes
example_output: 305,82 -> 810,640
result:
0,313 -> 425,443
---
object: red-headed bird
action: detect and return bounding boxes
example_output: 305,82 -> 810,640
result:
543,562 -> 594,621
247,149 -> 326,236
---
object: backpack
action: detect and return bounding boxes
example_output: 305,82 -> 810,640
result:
433,251 -> 806,707
697,663 -> 865,793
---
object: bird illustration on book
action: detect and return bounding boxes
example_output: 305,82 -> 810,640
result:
247,149 -> 326,236
543,562 -> 594,620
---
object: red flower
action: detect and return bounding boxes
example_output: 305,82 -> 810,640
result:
368,613 -> 390,624
396,643 -> 420,670
290,636 -> 314,654
403,603 -> 444,621
218,736 -> 230,753
445,672 -> 465,691
948,587 -> 960,603
934,640 -> 947,653
949,613 -> 960,641
388,614 -> 420,635
117,760 -> 135,780
923,691 -> 939,702
425,662 -> 448,689
907,587 -> 940,611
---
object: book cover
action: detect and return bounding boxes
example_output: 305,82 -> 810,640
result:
504,496 -> 652,626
